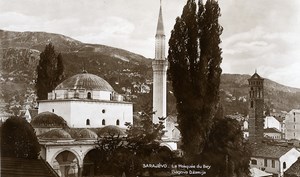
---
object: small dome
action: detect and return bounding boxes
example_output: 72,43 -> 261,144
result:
31,112 -> 67,128
76,129 -> 98,140
98,125 -> 126,137
55,73 -> 114,91
39,129 -> 72,140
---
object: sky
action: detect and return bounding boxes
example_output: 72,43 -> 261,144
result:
1,0 -> 300,88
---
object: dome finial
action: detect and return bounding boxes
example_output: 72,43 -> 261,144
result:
82,62 -> 88,73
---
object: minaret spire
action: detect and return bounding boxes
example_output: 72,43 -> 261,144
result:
152,0 -> 168,126
156,0 -> 165,37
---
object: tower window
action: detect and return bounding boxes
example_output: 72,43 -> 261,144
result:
102,119 -> 106,125
86,119 -> 90,126
250,101 -> 253,108
283,162 -> 286,169
52,109 -> 54,112
116,119 -> 120,126
87,92 -> 92,99
102,109 -> 106,114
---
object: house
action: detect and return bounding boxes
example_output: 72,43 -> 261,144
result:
265,116 -> 281,131
264,128 -> 282,140
250,144 -> 300,177
285,109 -> 300,140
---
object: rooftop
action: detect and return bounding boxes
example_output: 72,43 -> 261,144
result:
1,157 -> 58,177
251,144 -> 293,159
55,73 -> 114,91
285,158 -> 300,176
249,72 -> 264,80
264,128 -> 281,134
31,112 -> 67,128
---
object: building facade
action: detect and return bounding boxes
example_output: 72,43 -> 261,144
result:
285,109 -> 300,140
38,72 -> 133,129
250,145 -> 300,177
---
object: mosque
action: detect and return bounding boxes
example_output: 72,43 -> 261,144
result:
31,2 -> 179,177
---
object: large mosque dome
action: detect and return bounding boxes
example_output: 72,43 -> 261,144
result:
55,72 -> 114,91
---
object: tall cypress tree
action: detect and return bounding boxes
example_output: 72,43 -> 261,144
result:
36,43 -> 64,100
168,0 -> 222,160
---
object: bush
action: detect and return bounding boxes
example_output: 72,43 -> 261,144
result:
1,116 -> 40,159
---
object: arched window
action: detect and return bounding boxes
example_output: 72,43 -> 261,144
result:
116,119 -> 120,126
102,119 -> 105,125
87,92 -> 92,99
52,109 -> 54,112
86,119 -> 90,126
283,162 -> 286,169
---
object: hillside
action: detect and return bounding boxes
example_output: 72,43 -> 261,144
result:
220,74 -> 300,115
0,29 -> 152,115
1,29 -> 300,117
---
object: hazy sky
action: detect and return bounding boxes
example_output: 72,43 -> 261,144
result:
1,0 -> 300,88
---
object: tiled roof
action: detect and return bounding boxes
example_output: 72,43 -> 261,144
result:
250,167 -> 272,177
285,158 -> 300,176
264,128 -> 281,134
251,144 -> 293,159
1,157 -> 58,177
249,72 -> 263,80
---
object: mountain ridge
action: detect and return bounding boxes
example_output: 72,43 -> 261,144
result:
1,29 -> 299,116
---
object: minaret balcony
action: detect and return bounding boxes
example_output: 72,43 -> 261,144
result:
152,60 -> 168,72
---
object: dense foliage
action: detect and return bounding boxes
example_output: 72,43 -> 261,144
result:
200,117 -> 251,177
36,43 -> 64,100
86,107 -> 177,177
168,0 -> 250,176
1,116 -> 40,159
168,0 -> 222,159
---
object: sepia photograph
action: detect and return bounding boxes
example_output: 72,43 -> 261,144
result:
1,0 -> 300,177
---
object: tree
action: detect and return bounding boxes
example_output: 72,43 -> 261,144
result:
168,0 -> 250,176
93,105 -> 177,177
36,43 -> 64,100
168,0 -> 222,160
200,117 -> 251,177
1,116 -> 40,159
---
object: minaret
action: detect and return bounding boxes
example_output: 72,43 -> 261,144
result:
152,0 -> 168,127
248,71 -> 264,143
